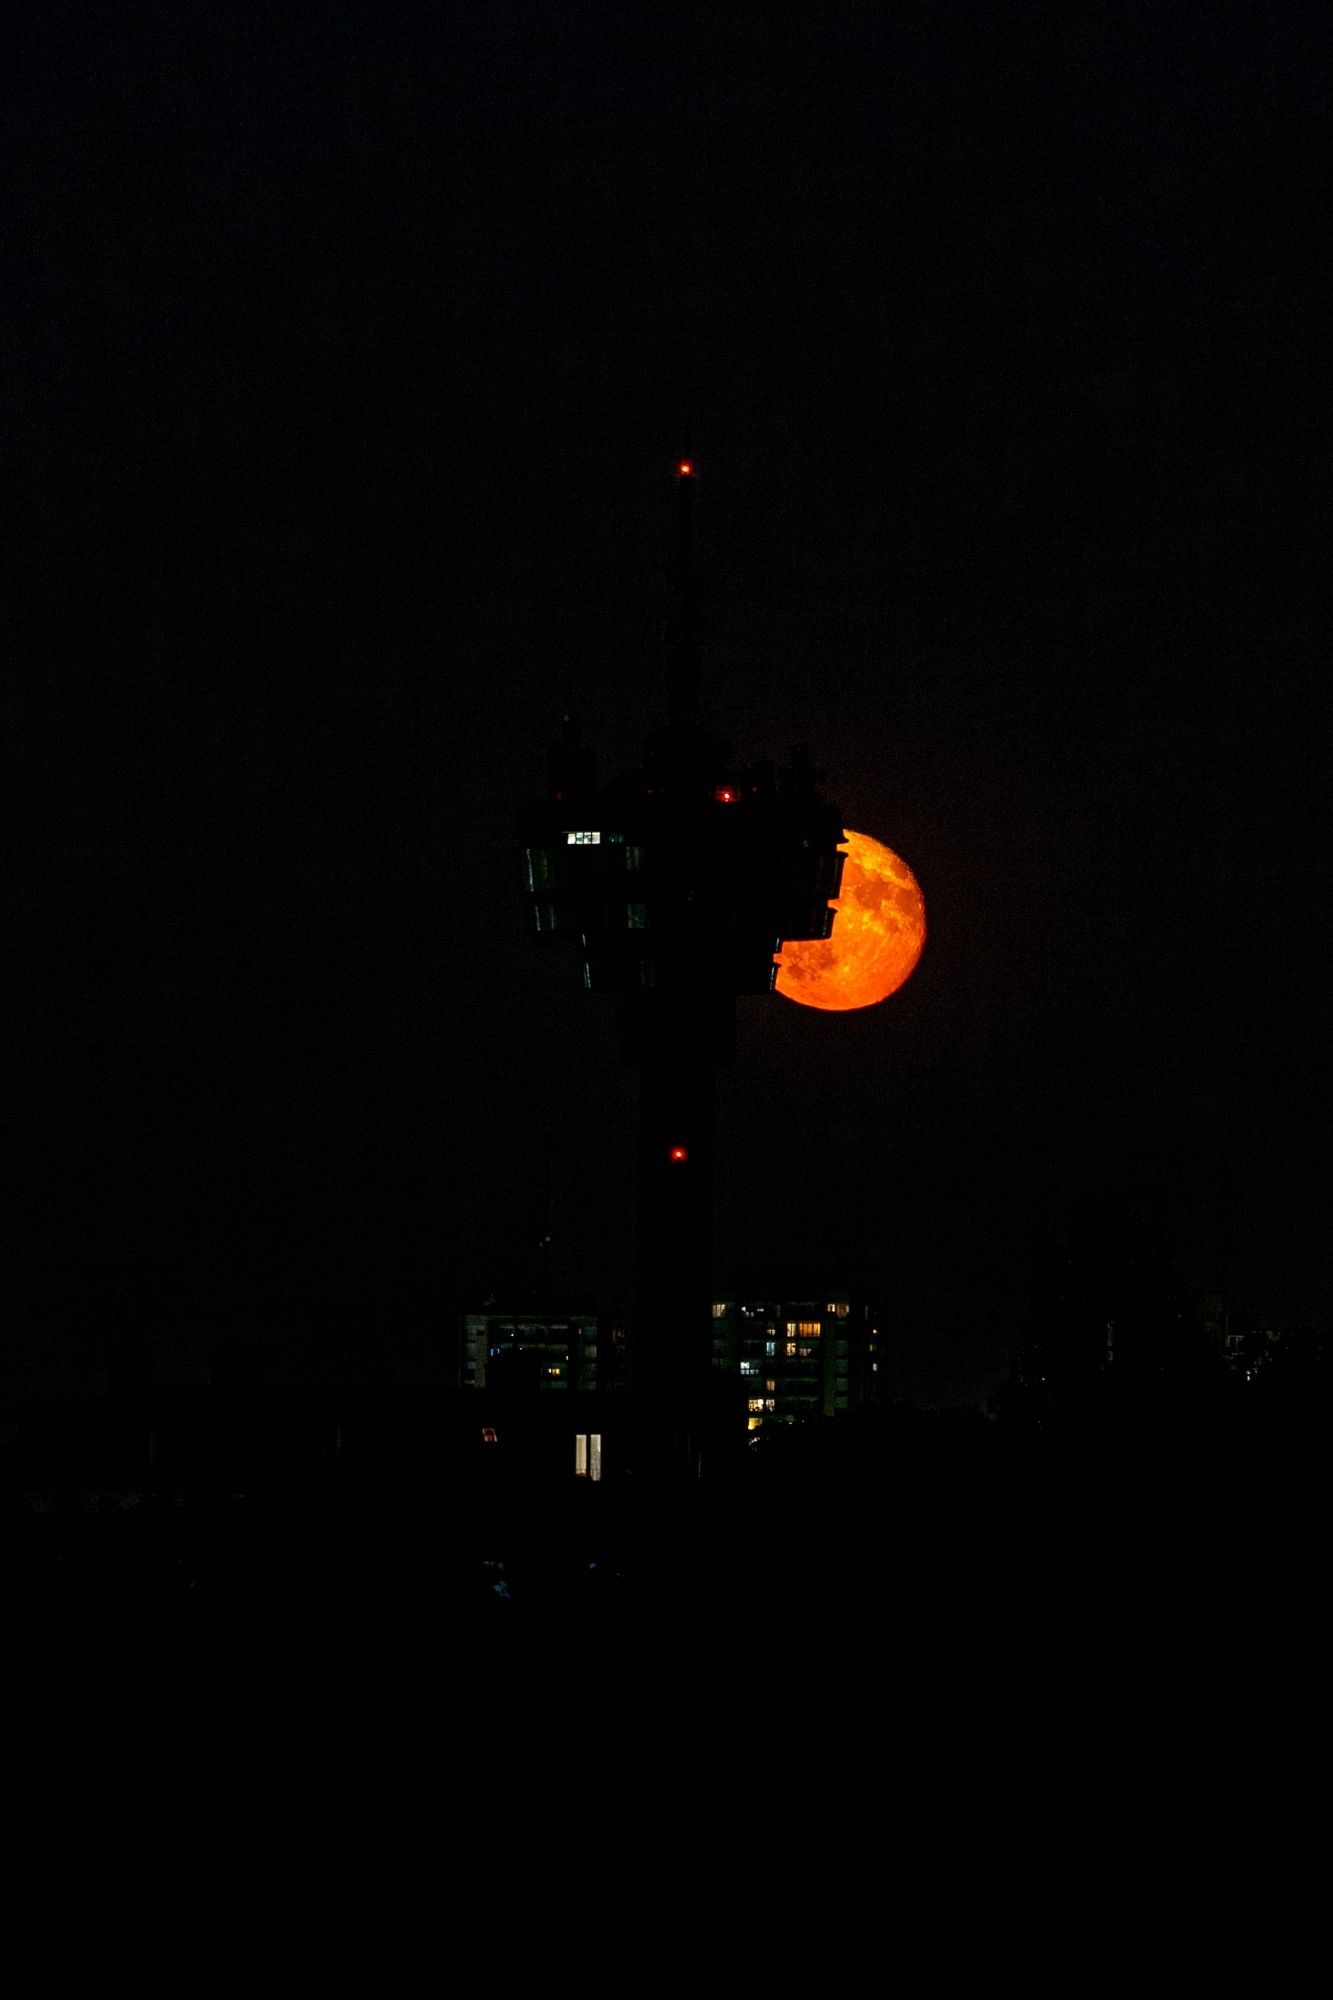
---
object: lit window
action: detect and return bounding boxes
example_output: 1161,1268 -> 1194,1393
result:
797,1321 -> 820,1337
711,1303 -> 727,1319
566,830 -> 601,845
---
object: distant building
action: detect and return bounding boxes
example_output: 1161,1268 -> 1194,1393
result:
459,1307 -> 610,1395
708,1292 -> 880,1438
456,1294 -> 879,1471
457,1305 -> 638,1482
1216,1313 -> 1328,1388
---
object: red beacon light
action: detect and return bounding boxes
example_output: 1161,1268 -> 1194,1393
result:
677,460 -> 694,477
712,783 -> 739,803
668,1144 -> 689,1164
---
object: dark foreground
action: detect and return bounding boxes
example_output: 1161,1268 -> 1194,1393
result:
9,1413 -> 1324,1654
7,1419 -> 1327,1881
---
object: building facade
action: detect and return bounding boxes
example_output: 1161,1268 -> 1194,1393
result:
459,1308 -> 611,1395
457,1295 -> 880,1472
709,1293 -> 880,1437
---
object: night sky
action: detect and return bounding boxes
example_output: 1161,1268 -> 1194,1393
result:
6,3 -> 1327,1408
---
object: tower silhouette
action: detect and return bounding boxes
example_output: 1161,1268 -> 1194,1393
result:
519,465 -> 846,1479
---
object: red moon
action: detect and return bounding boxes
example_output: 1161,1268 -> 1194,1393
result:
775,829 -> 926,1011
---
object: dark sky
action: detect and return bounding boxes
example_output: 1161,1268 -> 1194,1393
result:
5,2 -> 1327,1406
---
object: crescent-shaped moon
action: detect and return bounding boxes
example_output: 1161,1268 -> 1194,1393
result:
775,828 -> 926,1011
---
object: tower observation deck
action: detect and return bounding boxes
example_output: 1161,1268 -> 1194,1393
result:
519,465 -> 846,1479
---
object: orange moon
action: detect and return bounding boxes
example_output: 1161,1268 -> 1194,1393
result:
775,829 -> 926,1011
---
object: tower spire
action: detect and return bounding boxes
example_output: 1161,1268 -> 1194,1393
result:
664,460 -> 701,727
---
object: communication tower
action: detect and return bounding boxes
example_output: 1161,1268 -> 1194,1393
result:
519,465 -> 846,1478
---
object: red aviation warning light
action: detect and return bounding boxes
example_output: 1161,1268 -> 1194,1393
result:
677,460 -> 694,477
668,1144 -> 689,1164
